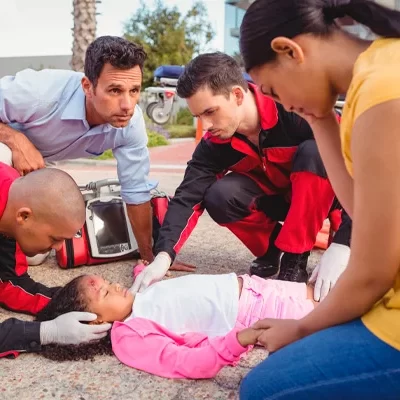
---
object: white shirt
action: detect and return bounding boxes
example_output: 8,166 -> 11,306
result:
127,273 -> 240,338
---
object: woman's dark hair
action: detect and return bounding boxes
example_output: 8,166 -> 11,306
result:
176,52 -> 248,99
36,275 -> 113,361
84,35 -> 147,86
240,0 -> 400,72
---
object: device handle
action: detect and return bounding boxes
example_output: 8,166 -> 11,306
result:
79,178 -> 120,191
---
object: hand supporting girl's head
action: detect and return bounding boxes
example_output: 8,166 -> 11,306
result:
36,274 -> 134,362
37,274 -> 134,325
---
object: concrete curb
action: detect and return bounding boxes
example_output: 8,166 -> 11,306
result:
168,138 -> 195,144
57,158 -> 118,167
57,159 -> 187,170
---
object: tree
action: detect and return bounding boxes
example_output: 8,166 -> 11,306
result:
124,0 -> 215,88
71,0 -> 100,72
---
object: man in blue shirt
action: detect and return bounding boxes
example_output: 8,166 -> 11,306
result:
0,36 -> 159,313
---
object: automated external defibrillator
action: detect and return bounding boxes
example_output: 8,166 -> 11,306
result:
56,178 -> 169,268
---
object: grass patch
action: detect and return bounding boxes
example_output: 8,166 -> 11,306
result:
166,124 -> 196,138
95,131 -> 168,160
95,149 -> 114,160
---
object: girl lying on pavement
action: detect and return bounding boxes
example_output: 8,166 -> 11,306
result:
36,262 -> 318,379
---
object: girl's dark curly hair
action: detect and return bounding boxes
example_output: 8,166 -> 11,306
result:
36,275 -> 113,362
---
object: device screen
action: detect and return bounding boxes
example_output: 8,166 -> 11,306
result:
89,199 -> 132,255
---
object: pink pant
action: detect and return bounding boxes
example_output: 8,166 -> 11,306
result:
235,274 -> 314,330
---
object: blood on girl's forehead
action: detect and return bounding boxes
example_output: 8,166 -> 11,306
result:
84,275 -> 102,291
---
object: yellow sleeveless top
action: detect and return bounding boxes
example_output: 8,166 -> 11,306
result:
340,38 -> 400,349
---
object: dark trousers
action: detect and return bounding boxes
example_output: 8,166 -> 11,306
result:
203,140 -> 337,256
240,319 -> 400,400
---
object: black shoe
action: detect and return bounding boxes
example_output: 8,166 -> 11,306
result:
250,258 -> 280,278
250,223 -> 282,278
277,251 -> 310,282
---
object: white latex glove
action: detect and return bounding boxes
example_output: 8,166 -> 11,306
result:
40,312 -> 112,345
310,243 -> 351,302
130,252 -> 171,294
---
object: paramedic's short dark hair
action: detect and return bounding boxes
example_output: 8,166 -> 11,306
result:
176,52 -> 248,99
84,36 -> 147,86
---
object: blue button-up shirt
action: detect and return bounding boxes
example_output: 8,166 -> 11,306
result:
0,68 -> 157,204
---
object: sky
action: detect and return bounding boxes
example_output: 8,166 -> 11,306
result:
0,0 -> 225,57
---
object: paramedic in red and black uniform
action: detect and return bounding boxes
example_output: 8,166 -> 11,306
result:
0,162 -> 111,357
131,52 -> 351,294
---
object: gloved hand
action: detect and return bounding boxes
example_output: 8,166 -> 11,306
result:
130,252 -> 171,294
40,311 -> 112,345
310,243 -> 351,302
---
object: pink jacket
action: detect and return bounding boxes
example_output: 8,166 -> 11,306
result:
111,317 -> 249,379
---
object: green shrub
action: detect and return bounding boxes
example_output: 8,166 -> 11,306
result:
95,149 -> 114,160
147,130 -> 169,147
166,124 -> 196,138
176,107 -> 194,126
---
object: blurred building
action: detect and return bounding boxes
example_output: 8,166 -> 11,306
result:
224,0 -> 400,54
224,0 -> 249,55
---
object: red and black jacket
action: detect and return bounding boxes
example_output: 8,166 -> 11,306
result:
154,85 -> 323,261
0,319 -> 41,358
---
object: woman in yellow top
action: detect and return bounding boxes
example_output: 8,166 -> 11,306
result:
239,0 -> 400,399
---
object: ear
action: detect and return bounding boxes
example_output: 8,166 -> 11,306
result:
16,207 -> 33,225
232,86 -> 245,106
271,37 -> 305,64
81,76 -> 94,98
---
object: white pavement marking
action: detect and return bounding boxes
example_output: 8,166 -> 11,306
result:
150,164 -> 187,170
